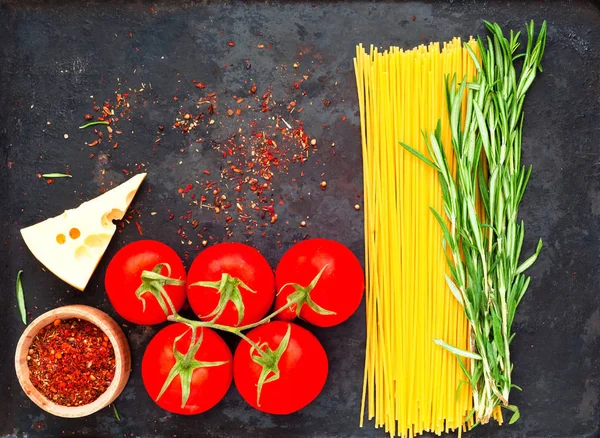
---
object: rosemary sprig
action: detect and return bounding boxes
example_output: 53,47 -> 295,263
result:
402,20 -> 546,425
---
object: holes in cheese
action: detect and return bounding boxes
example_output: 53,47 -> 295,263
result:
20,173 -> 146,291
125,189 -> 137,206
102,208 -> 125,228
84,234 -> 112,248
75,245 -> 94,262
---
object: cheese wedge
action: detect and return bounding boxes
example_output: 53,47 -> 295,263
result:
21,173 -> 147,291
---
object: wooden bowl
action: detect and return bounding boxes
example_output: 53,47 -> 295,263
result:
15,305 -> 131,418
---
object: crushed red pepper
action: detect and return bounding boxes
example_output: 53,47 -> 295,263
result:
77,43 -> 332,247
27,318 -> 115,407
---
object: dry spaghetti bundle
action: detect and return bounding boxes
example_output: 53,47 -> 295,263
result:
354,38 -> 503,437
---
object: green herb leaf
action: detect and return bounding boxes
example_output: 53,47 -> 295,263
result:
16,270 -> 26,325
41,173 -> 71,178
433,338 -> 482,360
79,121 -> 109,129
515,239 -> 543,275
112,404 -> 121,422
504,404 -> 521,424
399,142 -> 439,170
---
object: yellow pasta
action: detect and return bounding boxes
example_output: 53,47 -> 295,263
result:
354,38 -> 504,437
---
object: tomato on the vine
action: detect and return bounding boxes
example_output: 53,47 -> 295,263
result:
274,239 -> 364,327
142,323 -> 232,415
233,321 -> 328,414
105,240 -> 187,325
187,243 -> 275,327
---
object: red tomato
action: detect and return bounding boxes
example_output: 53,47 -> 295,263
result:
274,239 -> 364,327
142,323 -> 232,415
187,243 -> 275,327
233,321 -> 328,414
105,240 -> 187,325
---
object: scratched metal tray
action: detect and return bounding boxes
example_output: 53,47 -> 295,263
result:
1,1 -> 599,437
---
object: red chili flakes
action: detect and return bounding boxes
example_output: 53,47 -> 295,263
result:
342,115 -> 347,121
195,82 -> 207,89
169,79 -> 318,242
322,99 -> 331,107
27,319 -> 115,407
227,41 -> 235,47
183,183 -> 193,193
135,221 -> 143,236
46,179 -> 54,185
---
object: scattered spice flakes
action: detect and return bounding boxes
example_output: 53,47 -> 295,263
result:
171,81 -> 319,243
79,86 -> 142,150
227,41 -> 235,47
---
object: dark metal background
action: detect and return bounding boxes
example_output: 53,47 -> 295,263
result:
1,1 -> 599,437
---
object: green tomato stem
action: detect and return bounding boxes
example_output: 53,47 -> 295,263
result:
167,287 -> 305,358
